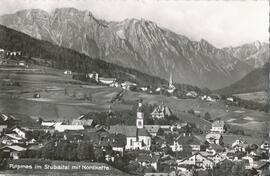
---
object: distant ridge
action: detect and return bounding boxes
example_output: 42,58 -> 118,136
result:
1,8 -> 268,89
216,63 -> 269,95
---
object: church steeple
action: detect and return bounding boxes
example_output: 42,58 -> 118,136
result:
169,71 -> 174,88
136,99 -> 144,129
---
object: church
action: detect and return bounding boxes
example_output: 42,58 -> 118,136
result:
108,100 -> 151,150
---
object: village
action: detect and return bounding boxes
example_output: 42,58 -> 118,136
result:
0,47 -> 269,176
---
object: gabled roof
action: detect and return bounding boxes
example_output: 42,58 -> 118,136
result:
144,125 -> 162,134
206,133 -> 222,140
209,144 -> 225,152
137,154 -> 160,163
4,133 -> 23,140
212,120 -> 224,128
108,125 -> 150,137
175,134 -> 201,145
0,145 -> 26,152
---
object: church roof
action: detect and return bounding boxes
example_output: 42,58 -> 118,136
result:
108,125 -> 150,137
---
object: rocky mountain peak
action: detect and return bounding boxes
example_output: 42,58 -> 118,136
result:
0,8 -> 267,89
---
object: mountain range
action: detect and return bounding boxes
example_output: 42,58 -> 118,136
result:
0,8 -> 268,89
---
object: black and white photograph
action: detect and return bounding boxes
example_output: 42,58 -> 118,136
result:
0,0 -> 269,175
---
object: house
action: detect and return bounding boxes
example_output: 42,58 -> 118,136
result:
137,153 -> 160,170
12,127 -> 27,139
99,77 -> 116,85
232,139 -> 248,152
151,102 -> 173,119
18,61 -> 26,66
226,97 -> 234,102
144,125 -> 164,136
0,125 -> 7,133
1,134 -> 23,145
108,101 -> 151,150
54,124 -> 84,132
199,151 -> 226,165
210,120 -> 225,134
170,134 -> 201,152
0,113 -> 18,127
121,81 -> 137,90
0,145 -> 26,159
205,144 -> 225,155
41,121 -> 62,127
205,133 -> 222,145
201,95 -> 216,102
144,171 -> 176,176
177,152 -> 214,170
64,70 -> 72,75
260,140 -> 269,151
140,87 -> 148,92
71,115 -> 94,127
186,91 -> 198,98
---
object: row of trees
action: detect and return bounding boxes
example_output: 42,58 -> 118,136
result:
22,141 -> 105,162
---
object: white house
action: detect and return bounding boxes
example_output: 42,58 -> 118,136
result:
12,128 -> 27,139
137,154 -> 160,170
232,139 -> 248,152
150,102 -> 173,119
64,70 -> 72,75
227,97 -> 234,102
210,120 -> 225,134
186,91 -> 198,98
121,81 -> 137,90
177,153 -> 214,170
99,77 -> 116,85
170,134 -> 201,152
54,124 -> 84,132
205,133 -> 222,145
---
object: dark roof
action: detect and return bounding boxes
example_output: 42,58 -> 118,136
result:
209,144 -> 225,152
137,154 -> 160,163
108,125 -> 150,137
175,135 -> 201,145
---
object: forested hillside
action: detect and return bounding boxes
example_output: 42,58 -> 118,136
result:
216,63 -> 269,95
0,24 -> 205,94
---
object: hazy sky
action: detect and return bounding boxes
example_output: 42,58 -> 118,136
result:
0,0 -> 268,48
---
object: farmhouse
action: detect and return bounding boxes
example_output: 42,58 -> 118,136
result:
144,125 -> 164,136
151,102 -> 173,119
0,145 -> 26,159
177,152 -> 214,170
136,153 -> 160,170
170,134 -> 201,152
186,91 -> 198,98
121,81 -> 137,90
71,114 -> 94,127
99,77 -> 116,85
12,127 -> 27,139
64,70 -> 72,75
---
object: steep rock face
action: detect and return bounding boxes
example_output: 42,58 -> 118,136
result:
0,8 -> 260,89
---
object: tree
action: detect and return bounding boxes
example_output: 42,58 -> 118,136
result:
94,148 -> 104,162
204,112 -> 211,121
